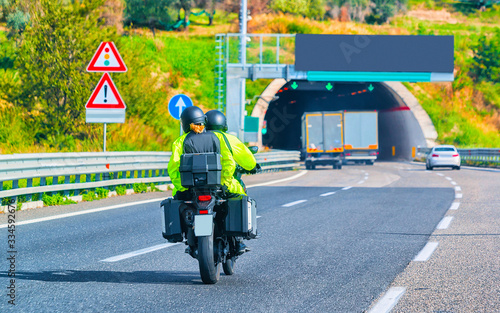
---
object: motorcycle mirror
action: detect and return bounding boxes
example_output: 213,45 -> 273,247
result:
248,146 -> 259,154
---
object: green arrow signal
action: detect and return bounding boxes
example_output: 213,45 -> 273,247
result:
326,83 -> 333,91
368,84 -> 374,92
291,81 -> 298,89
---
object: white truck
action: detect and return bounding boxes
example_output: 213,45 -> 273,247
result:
343,111 -> 379,165
301,111 -> 344,170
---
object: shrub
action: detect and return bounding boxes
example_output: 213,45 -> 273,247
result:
133,182 -> 148,193
115,185 -> 127,195
95,187 -> 109,199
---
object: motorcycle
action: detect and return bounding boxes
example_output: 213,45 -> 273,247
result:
161,149 -> 259,284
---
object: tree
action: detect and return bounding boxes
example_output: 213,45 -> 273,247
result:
123,0 -> 177,35
15,0 -> 117,148
271,0 -> 325,19
471,29 -> 500,83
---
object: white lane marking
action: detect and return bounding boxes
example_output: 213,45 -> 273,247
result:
282,199 -> 307,207
368,287 -> 406,313
437,216 -> 454,230
365,173 -> 369,176
414,242 -> 439,261
445,177 -> 452,181
436,173 -> 444,176
451,181 -> 457,185
455,186 -> 461,191
246,170 -> 308,188
456,193 -> 463,199
358,180 -> 365,184
342,186 -> 352,191
320,191 -> 336,197
257,216 -> 261,219
0,198 -> 166,229
450,202 -> 460,210
101,242 -> 181,262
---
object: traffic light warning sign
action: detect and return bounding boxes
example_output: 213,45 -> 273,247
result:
87,42 -> 127,72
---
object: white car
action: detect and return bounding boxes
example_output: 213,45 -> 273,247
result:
426,145 -> 461,170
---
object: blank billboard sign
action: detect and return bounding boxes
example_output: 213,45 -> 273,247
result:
295,34 -> 454,73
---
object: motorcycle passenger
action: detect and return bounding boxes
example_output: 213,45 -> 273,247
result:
205,109 -> 260,192
205,110 -> 260,255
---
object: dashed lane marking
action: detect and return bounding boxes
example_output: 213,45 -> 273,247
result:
368,287 -> 406,313
342,186 -> 352,191
456,193 -> 463,199
320,191 -> 336,197
414,242 -> 439,262
445,177 -> 452,181
455,186 -> 462,191
358,180 -> 365,184
436,173 -> 444,176
101,242 -> 181,262
450,202 -> 460,210
436,216 -> 454,230
282,200 -> 307,207
451,181 -> 457,185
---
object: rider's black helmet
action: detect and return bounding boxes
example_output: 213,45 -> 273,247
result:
205,110 -> 228,132
181,106 -> 206,133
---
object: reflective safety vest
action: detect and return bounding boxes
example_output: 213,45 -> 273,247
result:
167,131 -> 250,196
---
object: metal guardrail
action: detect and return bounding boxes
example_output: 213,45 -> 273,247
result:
416,147 -> 500,164
0,150 -> 301,208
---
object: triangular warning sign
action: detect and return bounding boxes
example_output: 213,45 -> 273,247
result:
86,73 -> 126,109
87,42 -> 127,72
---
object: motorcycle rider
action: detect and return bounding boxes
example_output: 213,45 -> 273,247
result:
205,109 -> 260,191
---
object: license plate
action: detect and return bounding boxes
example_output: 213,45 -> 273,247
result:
194,215 -> 213,237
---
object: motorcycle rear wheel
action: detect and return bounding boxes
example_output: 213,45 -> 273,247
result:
198,229 -> 220,284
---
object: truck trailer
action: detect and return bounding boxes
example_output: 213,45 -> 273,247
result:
343,111 -> 379,165
301,111 -> 344,170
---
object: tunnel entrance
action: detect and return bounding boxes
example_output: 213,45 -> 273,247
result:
262,81 -> 427,160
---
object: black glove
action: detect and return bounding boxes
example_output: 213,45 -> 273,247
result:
249,164 -> 261,174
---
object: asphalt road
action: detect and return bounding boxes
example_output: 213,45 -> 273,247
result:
0,162 -> 498,312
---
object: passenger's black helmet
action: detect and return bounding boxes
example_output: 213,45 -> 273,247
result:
181,106 -> 206,133
205,110 -> 228,132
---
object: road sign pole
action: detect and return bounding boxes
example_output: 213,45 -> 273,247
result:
103,123 -> 107,152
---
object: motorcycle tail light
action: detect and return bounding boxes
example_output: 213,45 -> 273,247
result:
198,195 -> 211,201
199,210 -> 208,214
432,154 -> 439,157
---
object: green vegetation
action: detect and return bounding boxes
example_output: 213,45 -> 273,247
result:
42,193 -> 77,206
0,1 -> 498,154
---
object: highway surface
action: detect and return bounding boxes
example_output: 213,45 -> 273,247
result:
1,162 -> 498,312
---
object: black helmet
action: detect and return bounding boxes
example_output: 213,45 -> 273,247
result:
181,106 -> 206,133
205,110 -> 228,132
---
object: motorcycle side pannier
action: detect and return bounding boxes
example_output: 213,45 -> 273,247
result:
161,198 -> 183,242
180,153 -> 222,187
225,195 -> 257,239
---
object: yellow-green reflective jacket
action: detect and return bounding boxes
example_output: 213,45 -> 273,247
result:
167,131 -> 253,196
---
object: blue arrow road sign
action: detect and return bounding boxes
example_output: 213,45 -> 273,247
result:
168,94 -> 193,120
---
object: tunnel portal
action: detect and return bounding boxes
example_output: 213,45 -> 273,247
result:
262,81 -> 427,160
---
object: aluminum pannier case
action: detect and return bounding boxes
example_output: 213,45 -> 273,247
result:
179,153 -> 222,187
225,195 -> 257,239
161,198 -> 183,242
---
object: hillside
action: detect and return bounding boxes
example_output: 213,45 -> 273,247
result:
0,4 -> 498,153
